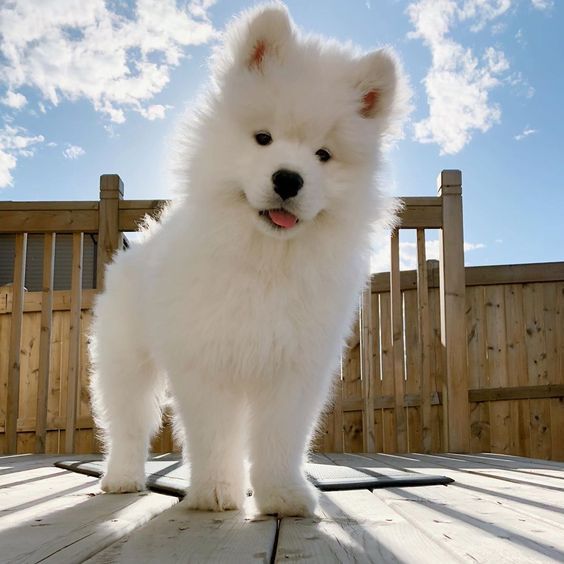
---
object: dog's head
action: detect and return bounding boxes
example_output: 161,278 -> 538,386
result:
187,4 -> 403,240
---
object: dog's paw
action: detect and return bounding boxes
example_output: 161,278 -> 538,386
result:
253,482 -> 318,517
184,481 -> 242,512
101,471 -> 146,493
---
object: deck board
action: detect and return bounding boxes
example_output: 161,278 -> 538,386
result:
85,501 -> 278,563
275,489 -> 455,563
0,455 -> 177,563
1,453 -> 564,563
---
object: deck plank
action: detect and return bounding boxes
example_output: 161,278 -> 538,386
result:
86,500 -> 278,563
0,455 -> 177,563
375,486 -> 564,563
346,453 -> 564,528
449,453 -> 564,478
275,489 -> 456,563
2,453 -> 564,563
331,453 -> 564,561
426,453 -> 564,487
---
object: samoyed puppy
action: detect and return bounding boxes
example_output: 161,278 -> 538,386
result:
90,3 -> 402,517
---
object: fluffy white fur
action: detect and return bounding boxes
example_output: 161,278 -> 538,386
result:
90,3 -> 402,517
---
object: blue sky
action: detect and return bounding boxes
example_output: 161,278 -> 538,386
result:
0,0 -> 562,271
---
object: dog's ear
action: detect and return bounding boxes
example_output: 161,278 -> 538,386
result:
231,5 -> 294,71
354,49 -> 398,119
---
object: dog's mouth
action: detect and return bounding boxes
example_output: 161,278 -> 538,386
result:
258,208 -> 299,230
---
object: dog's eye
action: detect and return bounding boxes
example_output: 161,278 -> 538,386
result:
255,131 -> 272,146
315,148 -> 331,163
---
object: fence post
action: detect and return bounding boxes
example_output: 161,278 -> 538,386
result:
96,175 -> 123,291
438,170 -> 470,453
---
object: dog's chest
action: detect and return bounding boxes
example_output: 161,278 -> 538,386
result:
150,253 -> 354,378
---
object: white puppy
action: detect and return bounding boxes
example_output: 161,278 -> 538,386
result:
90,3 -> 402,517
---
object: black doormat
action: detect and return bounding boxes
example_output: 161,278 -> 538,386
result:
55,456 -> 453,497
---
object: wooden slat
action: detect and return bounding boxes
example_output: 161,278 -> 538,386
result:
378,292 -> 396,452
360,286 -> 375,452
35,233 -> 56,453
118,199 -> 167,210
469,385 -> 564,403
437,170 -> 470,452
404,290 -> 422,451
0,210 -> 98,233
64,232 -> 83,453
416,230 -> 433,453
96,174 -> 123,290
466,262 -> 564,286
428,286 -> 444,452
371,292 -> 384,452
118,200 -> 166,231
390,229 -> 407,452
0,289 -> 96,314
372,261 -> 564,293
0,414 -> 94,434
341,393 -> 442,411
342,312 -> 363,452
6,233 -> 27,453
504,284 -> 530,456
485,285 -> 511,454
0,201 -> 99,211
332,374 -> 344,452
523,284 -> 553,460
396,196 -> 443,229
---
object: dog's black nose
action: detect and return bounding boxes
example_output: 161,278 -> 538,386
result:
272,169 -> 303,200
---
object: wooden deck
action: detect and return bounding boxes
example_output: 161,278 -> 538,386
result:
1,453 -> 563,563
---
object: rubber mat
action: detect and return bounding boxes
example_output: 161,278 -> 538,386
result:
55,457 -> 453,496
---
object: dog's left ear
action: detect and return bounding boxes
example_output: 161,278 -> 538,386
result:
231,5 -> 294,71
354,49 -> 398,119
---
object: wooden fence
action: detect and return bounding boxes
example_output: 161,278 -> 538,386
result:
313,261 -> 564,461
1,170 -> 562,459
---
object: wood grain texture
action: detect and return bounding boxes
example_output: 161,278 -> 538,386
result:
64,233 -> 83,453
416,232 -> 433,453
35,233 -> 56,453
438,170 -> 470,452
390,230 -> 407,452
96,174 -> 123,290
6,233 -> 27,453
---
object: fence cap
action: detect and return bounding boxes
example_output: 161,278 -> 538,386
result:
437,170 -> 462,195
99,174 -> 124,198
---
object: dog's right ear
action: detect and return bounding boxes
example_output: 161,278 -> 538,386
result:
228,4 -> 294,71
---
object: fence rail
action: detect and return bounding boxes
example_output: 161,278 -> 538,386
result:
1,171 -> 562,459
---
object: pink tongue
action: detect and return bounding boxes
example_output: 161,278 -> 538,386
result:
268,209 -> 298,229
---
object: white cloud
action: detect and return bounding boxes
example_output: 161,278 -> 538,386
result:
531,0 -> 554,10
463,242 -> 486,252
370,236 -> 485,273
62,144 -> 85,159
459,0 -> 511,32
138,104 -> 171,120
407,0 -> 511,154
0,124 -> 44,187
1,90 -> 27,109
514,127 -> 537,141
507,71 -> 535,98
0,0 -> 217,124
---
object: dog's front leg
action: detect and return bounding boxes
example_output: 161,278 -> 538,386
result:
174,383 -> 246,512
247,374 -> 329,517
